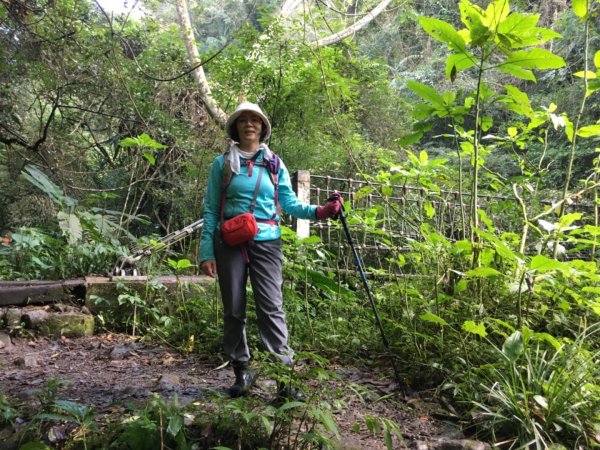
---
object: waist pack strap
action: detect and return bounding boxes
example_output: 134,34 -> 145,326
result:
256,219 -> 279,226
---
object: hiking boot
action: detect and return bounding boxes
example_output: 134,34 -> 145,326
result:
277,382 -> 305,402
229,365 -> 257,398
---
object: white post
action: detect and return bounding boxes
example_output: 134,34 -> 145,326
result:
293,170 -> 311,238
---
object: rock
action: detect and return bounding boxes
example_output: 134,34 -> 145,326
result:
108,345 -> 132,360
0,332 -> 13,350
13,355 -> 39,368
5,308 -> 22,330
35,313 -> 94,338
21,308 -> 50,329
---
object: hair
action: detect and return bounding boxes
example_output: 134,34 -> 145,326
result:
230,118 -> 268,143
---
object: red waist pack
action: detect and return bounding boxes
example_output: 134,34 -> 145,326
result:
221,213 -> 258,246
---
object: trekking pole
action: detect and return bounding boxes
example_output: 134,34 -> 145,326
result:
338,204 -> 403,387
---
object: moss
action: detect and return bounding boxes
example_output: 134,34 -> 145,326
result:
38,313 -> 94,338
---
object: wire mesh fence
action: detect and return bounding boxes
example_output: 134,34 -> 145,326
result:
289,172 -> 597,275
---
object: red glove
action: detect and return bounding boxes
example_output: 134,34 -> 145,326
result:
316,192 -> 342,220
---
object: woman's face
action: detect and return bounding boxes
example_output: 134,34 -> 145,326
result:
235,111 -> 263,147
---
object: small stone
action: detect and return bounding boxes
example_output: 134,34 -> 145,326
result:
13,355 -> 39,368
157,373 -> 181,390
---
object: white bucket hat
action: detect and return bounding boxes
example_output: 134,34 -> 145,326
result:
225,102 -> 271,142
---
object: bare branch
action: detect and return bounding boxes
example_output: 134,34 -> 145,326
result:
313,0 -> 395,46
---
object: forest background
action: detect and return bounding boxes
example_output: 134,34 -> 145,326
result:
0,0 -> 599,448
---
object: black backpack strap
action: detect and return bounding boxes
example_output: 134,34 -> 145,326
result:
220,165 -> 265,225
220,150 -> 280,224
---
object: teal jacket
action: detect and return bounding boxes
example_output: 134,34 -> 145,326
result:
200,149 -> 317,262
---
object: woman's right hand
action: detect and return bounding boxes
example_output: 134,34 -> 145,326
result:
201,260 -> 217,278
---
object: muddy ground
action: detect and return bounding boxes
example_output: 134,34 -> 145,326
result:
0,333 -> 489,449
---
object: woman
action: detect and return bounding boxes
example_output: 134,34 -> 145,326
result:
200,102 -> 340,399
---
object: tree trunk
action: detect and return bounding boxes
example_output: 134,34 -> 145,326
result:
175,0 -> 227,128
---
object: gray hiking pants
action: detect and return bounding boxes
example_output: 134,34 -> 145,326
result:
214,233 -> 293,366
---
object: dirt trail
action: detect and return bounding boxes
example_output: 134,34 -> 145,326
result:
0,333 -> 487,449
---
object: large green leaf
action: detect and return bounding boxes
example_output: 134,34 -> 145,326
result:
577,124 -> 600,138
21,165 -> 77,209
572,0 -> 588,17
497,12 -> 539,38
528,255 -> 565,273
407,81 -> 446,107
445,52 -> 477,79
503,85 -> 533,117
505,48 -> 566,70
466,266 -> 502,278
462,320 -> 487,337
496,63 -> 536,81
418,16 -> 466,52
502,331 -> 524,363
484,0 -> 510,30
57,212 -> 83,245
420,311 -> 448,326
459,0 -> 491,45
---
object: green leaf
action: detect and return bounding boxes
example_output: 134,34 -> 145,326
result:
260,415 -> 273,434
176,259 -> 193,269
445,52 -> 477,79
459,1 -> 489,45
119,133 -> 167,149
143,151 -> 156,166
454,279 -> 468,293
462,320 -> 487,337
418,17 -> 466,52
318,410 -> 339,436
506,48 -> 566,70
534,395 -> 548,409
277,401 -> 305,412
466,267 -> 501,278
138,133 -> 167,149
496,63 -> 536,81
528,255 -> 565,273
398,131 -> 423,146
119,137 -> 139,148
531,332 -> 561,350
572,0 -> 588,17
574,70 -> 597,79
576,124 -> 600,138
57,212 -> 82,244
504,85 -> 533,117
420,311 -> 448,326
485,0 -> 510,30
564,116 -> 575,142
167,414 -> 183,437
502,331 -> 524,363
424,201 -> 435,218
558,212 -> 582,228
407,81 -> 445,107
16,443 -> 53,450
497,13 -> 539,40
